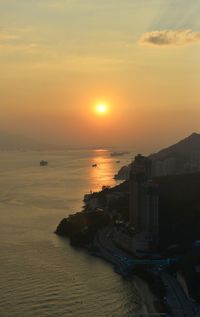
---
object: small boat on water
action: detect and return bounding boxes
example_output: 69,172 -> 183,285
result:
110,151 -> 130,157
40,160 -> 48,166
92,164 -> 97,167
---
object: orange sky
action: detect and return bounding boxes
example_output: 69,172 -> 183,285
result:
1,1 -> 200,152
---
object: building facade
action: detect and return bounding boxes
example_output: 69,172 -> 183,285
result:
129,154 -> 159,252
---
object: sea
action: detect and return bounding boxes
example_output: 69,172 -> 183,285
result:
0,149 -> 144,317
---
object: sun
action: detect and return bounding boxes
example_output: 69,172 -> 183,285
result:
96,103 -> 108,114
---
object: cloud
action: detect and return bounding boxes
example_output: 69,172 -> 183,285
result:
0,42 -> 40,53
0,30 -> 40,53
0,32 -> 20,41
139,29 -> 200,47
26,55 -> 125,73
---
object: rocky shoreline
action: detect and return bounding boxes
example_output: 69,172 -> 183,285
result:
55,203 -> 167,316
55,214 -> 166,316
55,209 -> 110,248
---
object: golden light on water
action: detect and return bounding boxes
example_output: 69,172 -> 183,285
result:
89,151 -> 116,192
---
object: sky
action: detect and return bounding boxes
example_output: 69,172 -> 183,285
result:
1,0 -> 200,152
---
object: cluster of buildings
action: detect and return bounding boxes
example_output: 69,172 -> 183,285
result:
85,151 -> 200,257
84,154 -> 160,257
187,151 -> 200,173
152,151 -> 200,177
152,157 -> 176,177
114,154 -> 159,256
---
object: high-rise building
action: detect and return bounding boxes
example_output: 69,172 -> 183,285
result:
129,154 -> 159,251
152,157 -> 176,177
190,151 -> 200,171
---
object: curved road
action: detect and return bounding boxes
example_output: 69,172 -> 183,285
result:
95,226 -> 200,317
161,272 -> 200,317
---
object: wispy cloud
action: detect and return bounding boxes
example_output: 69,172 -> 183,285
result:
0,30 -> 41,53
26,55 -> 125,73
0,32 -> 20,41
139,29 -> 200,47
0,43 -> 39,52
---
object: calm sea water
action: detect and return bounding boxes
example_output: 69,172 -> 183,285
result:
0,149 -> 142,317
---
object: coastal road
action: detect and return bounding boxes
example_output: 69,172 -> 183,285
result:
95,227 -> 200,317
161,272 -> 200,317
95,227 -> 135,274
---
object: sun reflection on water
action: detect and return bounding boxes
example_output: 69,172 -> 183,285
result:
89,150 -> 116,192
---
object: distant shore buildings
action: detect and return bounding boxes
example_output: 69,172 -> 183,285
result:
115,150 -> 200,180
115,133 -> 200,180
152,157 -> 176,177
152,151 -> 200,177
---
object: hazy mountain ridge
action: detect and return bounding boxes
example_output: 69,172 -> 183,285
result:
149,133 -> 200,161
115,133 -> 200,180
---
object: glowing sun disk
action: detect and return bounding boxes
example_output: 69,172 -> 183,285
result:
96,103 -> 108,114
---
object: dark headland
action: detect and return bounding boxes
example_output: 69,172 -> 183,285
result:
55,133 -> 200,316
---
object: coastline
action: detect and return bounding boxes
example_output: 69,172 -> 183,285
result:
56,215 -> 165,315
134,276 -> 162,316
93,241 -> 161,316
93,227 -> 164,315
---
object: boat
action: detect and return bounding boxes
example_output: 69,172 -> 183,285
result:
92,164 -> 97,167
110,151 -> 130,157
40,160 -> 48,166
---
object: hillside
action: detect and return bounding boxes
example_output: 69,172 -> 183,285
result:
150,133 -> 200,162
115,133 -> 200,180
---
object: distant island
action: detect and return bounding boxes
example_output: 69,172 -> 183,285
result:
55,133 -> 200,316
110,151 -> 130,157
